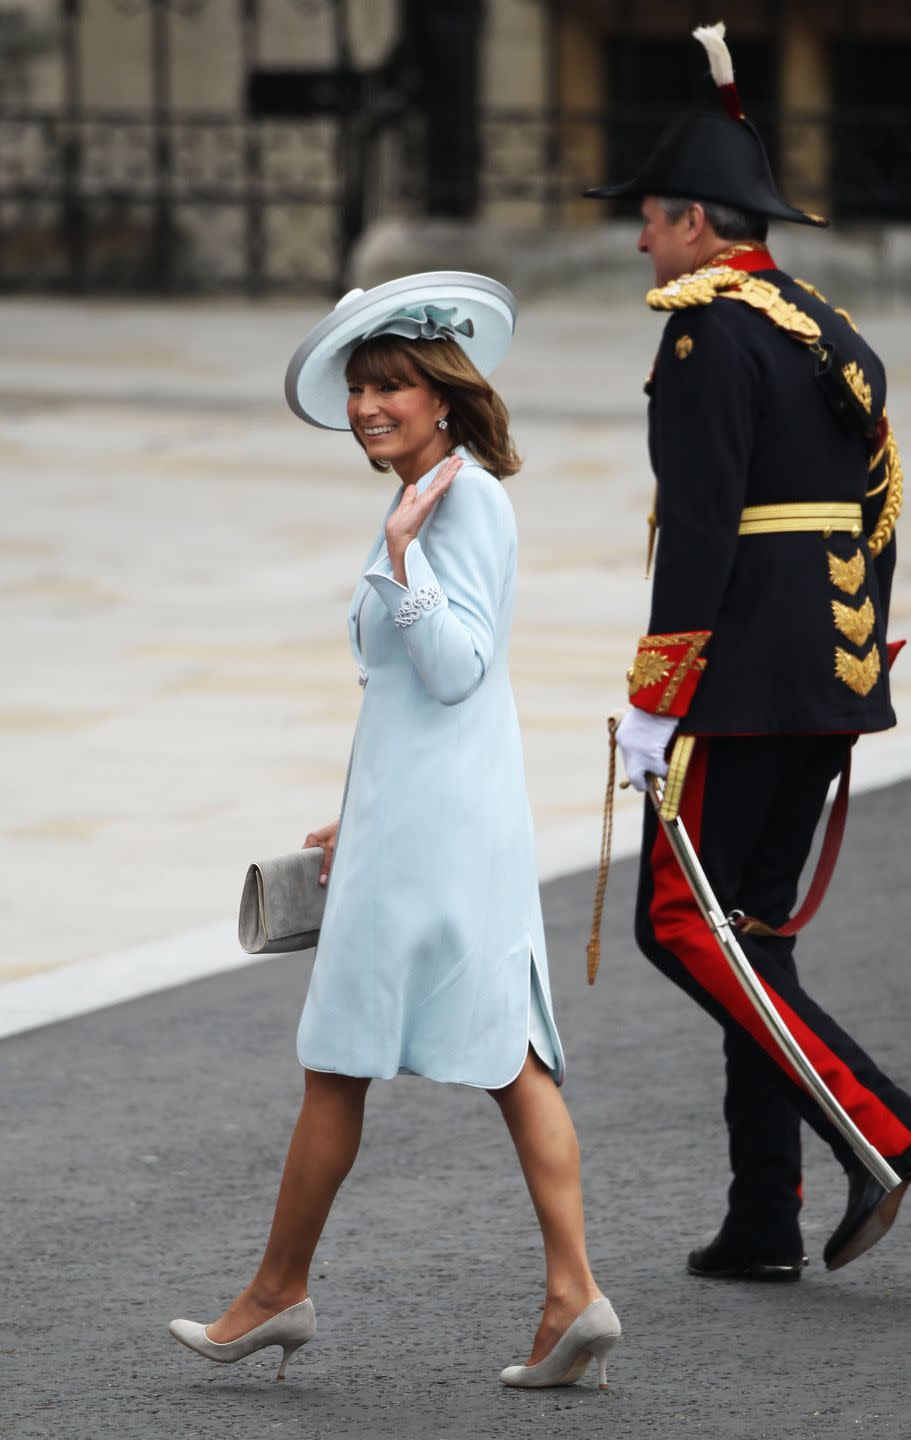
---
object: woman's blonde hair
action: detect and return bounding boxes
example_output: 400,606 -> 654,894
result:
344,334 -> 521,480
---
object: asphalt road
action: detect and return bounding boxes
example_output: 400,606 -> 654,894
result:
3,783 -> 911,1440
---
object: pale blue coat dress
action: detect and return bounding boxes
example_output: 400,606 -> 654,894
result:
296,446 -> 565,1088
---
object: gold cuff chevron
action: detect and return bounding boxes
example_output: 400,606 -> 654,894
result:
831,596 -> 875,647
834,644 -> 881,697
827,549 -> 866,596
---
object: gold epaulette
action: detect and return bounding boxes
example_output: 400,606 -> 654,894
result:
722,277 -> 823,348
647,267 -> 823,347
646,265 -> 742,311
719,276 -> 822,344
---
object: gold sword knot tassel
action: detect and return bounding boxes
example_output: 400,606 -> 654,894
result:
586,715 -> 619,984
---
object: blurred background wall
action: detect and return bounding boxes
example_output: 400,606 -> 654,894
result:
1,0 -> 910,297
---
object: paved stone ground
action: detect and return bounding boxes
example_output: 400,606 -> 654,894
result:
3,781 -> 910,1440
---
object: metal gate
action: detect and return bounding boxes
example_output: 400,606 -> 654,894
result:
0,0 -> 409,294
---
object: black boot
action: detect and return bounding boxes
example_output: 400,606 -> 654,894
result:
687,1227 -> 806,1282
824,1151 -> 911,1272
715,1019 -> 805,1282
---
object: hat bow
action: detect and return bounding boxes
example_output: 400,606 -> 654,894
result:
358,303 -> 475,346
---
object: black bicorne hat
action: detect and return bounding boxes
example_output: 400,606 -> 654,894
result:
585,23 -> 828,228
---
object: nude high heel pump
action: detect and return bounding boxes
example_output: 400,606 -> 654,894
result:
499,1297 -> 621,1390
168,1298 -> 315,1381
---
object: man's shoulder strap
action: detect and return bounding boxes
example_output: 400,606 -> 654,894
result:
718,275 -> 822,344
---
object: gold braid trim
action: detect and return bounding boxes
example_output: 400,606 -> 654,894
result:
866,430 -> 903,558
650,270 -> 821,340
658,734 -> 696,823
646,266 -> 742,311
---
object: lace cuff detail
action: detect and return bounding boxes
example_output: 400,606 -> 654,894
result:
393,583 -> 443,629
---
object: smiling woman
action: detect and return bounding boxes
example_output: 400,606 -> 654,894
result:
345,332 -> 521,481
168,272 -> 621,1395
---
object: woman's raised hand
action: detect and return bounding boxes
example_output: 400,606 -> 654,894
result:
385,454 -> 462,582
304,820 -> 339,886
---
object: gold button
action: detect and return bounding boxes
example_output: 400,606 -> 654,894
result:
626,668 -> 634,682
822,525 -> 833,538
851,524 -> 862,538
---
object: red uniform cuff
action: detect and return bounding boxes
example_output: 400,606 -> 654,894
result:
627,631 -> 711,717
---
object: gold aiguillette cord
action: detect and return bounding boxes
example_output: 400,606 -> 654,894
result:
586,714 -> 619,985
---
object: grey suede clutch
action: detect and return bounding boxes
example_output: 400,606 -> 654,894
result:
238,847 -> 326,954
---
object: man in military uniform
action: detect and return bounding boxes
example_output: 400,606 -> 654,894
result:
586,24 -> 909,1279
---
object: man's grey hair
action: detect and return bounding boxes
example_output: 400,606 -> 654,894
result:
659,196 -> 768,243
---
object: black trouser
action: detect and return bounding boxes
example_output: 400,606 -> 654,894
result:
635,734 -> 911,1250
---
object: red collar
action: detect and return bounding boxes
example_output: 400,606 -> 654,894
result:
711,243 -> 776,273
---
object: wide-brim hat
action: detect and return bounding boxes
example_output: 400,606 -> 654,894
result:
284,271 -> 517,430
584,111 -> 827,228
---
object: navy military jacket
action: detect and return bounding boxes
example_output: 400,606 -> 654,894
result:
643,264 -> 897,735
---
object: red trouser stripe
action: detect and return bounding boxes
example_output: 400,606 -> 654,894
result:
649,742 -> 911,1158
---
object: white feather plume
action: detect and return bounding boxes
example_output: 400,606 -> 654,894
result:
693,21 -> 734,87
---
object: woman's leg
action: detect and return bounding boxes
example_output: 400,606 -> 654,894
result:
490,1050 -> 603,1364
206,1068 -> 370,1342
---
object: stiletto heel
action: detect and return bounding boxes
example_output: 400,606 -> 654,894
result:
276,1343 -> 301,1381
168,1298 -> 315,1378
591,1335 -> 614,1391
499,1297 -> 621,1390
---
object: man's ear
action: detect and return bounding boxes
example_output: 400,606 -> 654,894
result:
686,202 -> 707,243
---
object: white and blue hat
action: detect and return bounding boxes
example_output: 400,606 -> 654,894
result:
284,271 -> 517,430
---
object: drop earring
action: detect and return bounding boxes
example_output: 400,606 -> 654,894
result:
437,417 -> 448,430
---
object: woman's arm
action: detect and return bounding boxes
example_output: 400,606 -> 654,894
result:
365,461 -> 512,706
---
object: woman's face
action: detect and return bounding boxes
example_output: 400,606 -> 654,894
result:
346,362 -> 449,475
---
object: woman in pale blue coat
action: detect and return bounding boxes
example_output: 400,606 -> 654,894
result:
169,274 -> 621,1391
299,438 -> 562,1087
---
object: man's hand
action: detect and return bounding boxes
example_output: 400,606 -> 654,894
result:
616,709 -> 679,792
304,820 -> 339,885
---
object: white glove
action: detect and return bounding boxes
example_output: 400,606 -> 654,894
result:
616,708 -> 679,792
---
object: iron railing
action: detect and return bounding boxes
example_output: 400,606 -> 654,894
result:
1,0 -> 910,294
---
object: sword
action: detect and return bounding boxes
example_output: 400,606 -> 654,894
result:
646,772 -> 902,1192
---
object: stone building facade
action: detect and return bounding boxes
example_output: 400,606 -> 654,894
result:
0,0 -> 909,293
